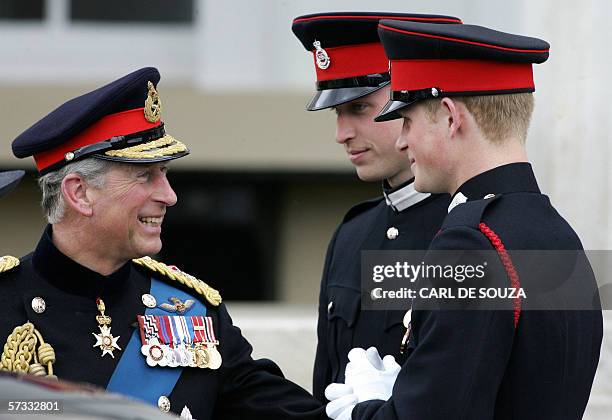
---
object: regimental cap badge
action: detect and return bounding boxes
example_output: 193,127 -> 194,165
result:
313,40 -> 331,70
144,81 -> 162,123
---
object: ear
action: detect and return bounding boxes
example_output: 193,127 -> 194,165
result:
440,97 -> 463,138
61,173 -> 93,217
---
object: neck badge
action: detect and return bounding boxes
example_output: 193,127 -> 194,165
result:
92,298 -> 122,358
138,314 -> 221,369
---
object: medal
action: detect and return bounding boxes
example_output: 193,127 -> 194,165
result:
92,298 -> 121,358
205,344 -> 222,370
136,313 -> 222,369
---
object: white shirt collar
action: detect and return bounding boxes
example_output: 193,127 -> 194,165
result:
447,192 -> 468,213
384,181 -> 431,212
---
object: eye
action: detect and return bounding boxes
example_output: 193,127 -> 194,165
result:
351,102 -> 368,112
136,169 -> 151,180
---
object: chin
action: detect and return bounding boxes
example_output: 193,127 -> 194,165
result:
355,168 -> 385,183
414,177 -> 445,194
136,239 -> 163,258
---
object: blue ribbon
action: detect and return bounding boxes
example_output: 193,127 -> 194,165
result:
106,277 -> 206,405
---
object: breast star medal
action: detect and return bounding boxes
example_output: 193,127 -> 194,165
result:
92,298 -> 121,358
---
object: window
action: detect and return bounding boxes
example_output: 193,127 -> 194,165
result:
70,0 -> 194,23
0,0 -> 44,20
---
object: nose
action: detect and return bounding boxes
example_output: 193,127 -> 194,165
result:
335,115 -> 356,144
155,174 -> 178,207
396,120 -> 410,152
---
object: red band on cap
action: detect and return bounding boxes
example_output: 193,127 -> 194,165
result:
313,42 -> 389,81
390,59 -> 534,93
34,108 -> 161,172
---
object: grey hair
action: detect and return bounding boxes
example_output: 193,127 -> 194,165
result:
38,158 -> 116,224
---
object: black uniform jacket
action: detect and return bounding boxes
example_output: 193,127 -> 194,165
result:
352,163 -> 603,419
0,226 -> 325,420
314,181 -> 450,402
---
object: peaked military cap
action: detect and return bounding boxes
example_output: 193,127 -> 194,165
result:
291,12 -> 462,111
12,67 -> 189,174
375,21 -> 550,121
0,170 -> 24,198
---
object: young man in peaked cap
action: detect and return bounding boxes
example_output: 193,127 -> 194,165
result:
292,12 -> 460,404
0,67 -> 327,419
326,21 -> 603,419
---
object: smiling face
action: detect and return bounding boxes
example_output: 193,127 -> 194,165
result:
395,102 -> 453,193
87,162 -> 177,262
333,86 -> 413,187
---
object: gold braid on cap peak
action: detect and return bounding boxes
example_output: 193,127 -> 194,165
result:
0,256 -> 20,273
133,257 -> 222,306
1,322 -> 57,379
103,134 -> 187,159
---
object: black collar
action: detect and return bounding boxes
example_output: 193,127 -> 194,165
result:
32,225 -> 133,299
383,178 -> 431,212
452,162 -> 540,202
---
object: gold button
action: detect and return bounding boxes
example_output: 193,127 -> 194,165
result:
31,297 -> 46,314
386,227 -> 399,240
141,293 -> 157,308
158,395 -> 171,413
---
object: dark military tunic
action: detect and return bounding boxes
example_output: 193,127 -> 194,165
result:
353,163 -> 603,419
313,181 -> 449,402
0,226 -> 325,420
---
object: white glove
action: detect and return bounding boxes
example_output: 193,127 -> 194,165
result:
325,383 -> 357,420
344,347 -> 401,402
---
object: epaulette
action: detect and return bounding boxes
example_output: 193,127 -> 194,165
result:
0,256 -> 20,274
442,194 -> 502,230
342,196 -> 384,223
132,257 -> 222,306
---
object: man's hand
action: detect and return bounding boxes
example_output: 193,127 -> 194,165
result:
344,347 -> 401,402
325,383 -> 357,420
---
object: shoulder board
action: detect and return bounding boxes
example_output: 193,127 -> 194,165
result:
132,257 -> 222,306
442,194 -> 502,230
342,196 -> 384,223
0,256 -> 20,274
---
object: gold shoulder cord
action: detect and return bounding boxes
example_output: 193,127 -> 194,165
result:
0,255 -> 20,273
1,322 -> 56,379
133,257 -> 222,306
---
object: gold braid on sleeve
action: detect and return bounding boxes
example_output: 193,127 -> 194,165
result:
1,322 -> 57,379
133,256 -> 222,306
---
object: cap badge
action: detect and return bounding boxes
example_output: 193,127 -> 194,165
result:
313,40 -> 331,70
144,81 -> 162,123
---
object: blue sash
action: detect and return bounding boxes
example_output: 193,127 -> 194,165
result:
106,277 -> 207,405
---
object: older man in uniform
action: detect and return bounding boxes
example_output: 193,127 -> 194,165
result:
326,21 -> 603,419
291,12 -> 460,403
0,68 -> 326,419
